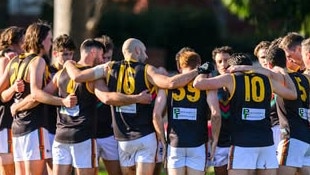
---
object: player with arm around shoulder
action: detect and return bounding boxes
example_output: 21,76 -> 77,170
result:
194,53 -> 297,175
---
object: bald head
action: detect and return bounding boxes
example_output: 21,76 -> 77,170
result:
122,38 -> 147,62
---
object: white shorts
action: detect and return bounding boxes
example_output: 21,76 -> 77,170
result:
228,145 -> 278,170
272,125 -> 281,151
0,128 -> 13,154
52,139 -> 98,168
213,146 -> 230,167
97,135 -> 119,160
48,133 -> 55,149
167,144 -> 206,171
13,128 -> 52,161
277,138 -> 310,167
118,133 -> 157,167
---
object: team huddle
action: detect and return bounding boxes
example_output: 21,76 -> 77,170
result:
0,20 -> 310,175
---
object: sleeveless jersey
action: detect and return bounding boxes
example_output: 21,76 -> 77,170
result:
8,53 -> 46,136
276,72 -> 310,143
44,65 -> 59,135
55,66 -> 97,144
167,80 -> 210,147
0,54 -> 14,130
96,100 -> 114,138
217,87 -> 231,147
107,60 -> 154,141
0,60 -> 13,130
270,93 -> 279,127
229,72 -> 273,147
0,97 -> 13,130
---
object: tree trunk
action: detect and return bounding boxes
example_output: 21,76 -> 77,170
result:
53,0 -> 72,39
53,0 -> 106,48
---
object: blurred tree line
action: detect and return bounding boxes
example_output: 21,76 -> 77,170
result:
221,0 -> 310,37
3,0 -> 310,71
49,0 -> 226,70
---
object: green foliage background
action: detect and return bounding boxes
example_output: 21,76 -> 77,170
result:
221,0 -> 310,36
38,1 -> 310,71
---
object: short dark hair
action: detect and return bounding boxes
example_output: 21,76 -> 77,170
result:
95,35 -> 114,52
280,32 -> 304,50
227,53 -> 253,66
266,46 -> 286,68
269,37 -> 283,49
53,34 -> 76,52
80,38 -> 104,52
212,46 -> 233,60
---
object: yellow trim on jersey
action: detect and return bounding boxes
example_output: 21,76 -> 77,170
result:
55,69 -> 64,88
75,64 -> 85,69
44,65 -> 49,85
287,69 -> 294,74
24,55 -> 41,81
144,64 -> 152,91
86,82 -> 95,94
228,74 -> 235,101
268,76 -> 273,100
8,56 -> 17,85
149,86 -> 158,94
116,63 -> 125,92
106,61 -> 114,84
127,58 -> 138,62
165,89 -> 168,95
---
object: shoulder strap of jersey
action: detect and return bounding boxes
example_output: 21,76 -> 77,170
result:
15,53 -> 37,83
106,61 -> 115,85
227,74 -> 235,101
